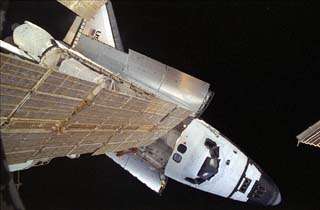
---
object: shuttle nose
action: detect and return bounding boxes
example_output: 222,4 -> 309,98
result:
248,173 -> 281,206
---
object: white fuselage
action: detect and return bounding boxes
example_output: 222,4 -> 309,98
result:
165,119 -> 281,206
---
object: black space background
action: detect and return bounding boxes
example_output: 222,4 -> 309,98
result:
1,1 -> 320,210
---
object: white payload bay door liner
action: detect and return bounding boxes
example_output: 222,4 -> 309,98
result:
106,152 -> 164,193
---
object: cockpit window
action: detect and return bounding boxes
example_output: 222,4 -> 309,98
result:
185,138 -> 220,184
177,144 -> 187,154
205,138 -> 216,149
172,153 -> 182,163
205,138 -> 219,158
197,157 -> 219,180
185,177 -> 205,185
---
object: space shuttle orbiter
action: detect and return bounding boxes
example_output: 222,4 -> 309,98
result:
0,1 -> 281,206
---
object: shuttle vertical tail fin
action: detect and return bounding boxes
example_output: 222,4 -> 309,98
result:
62,0 -> 124,51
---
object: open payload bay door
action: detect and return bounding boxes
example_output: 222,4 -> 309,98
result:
106,152 -> 167,193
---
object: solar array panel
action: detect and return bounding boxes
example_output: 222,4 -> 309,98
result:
0,53 -> 191,164
297,120 -> 320,148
